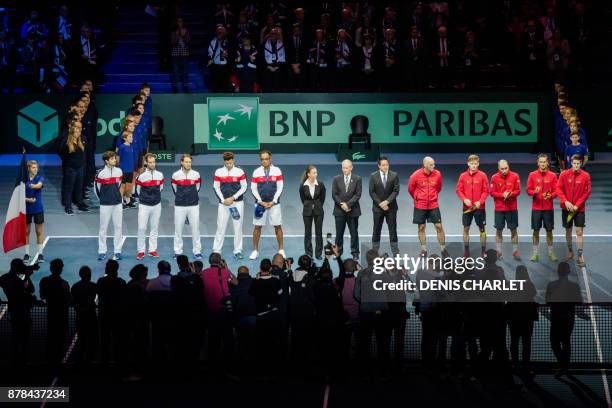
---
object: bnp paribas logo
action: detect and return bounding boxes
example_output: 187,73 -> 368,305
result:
17,101 -> 59,147
207,97 -> 259,150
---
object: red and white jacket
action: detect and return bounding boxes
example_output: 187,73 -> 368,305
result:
526,169 -> 557,211
556,168 -> 591,213
456,169 -> 489,210
489,170 -> 521,211
408,168 -> 442,210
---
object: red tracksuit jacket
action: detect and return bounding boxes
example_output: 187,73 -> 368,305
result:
489,170 -> 521,211
526,169 -> 557,210
408,168 -> 442,210
456,169 -> 489,210
556,168 -> 591,212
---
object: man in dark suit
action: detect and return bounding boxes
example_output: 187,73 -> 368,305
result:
332,160 -> 362,260
404,25 -> 427,91
369,156 -> 400,255
432,25 -> 452,90
286,23 -> 308,92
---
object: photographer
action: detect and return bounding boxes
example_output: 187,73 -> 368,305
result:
39,259 -> 71,366
384,261 -> 411,370
249,258 -> 283,376
0,259 -> 38,367
271,252 -> 291,359
288,254 -> 316,366
201,253 -> 237,370
332,244 -> 360,363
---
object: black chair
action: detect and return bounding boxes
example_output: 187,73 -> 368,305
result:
348,115 -> 371,150
150,116 -> 167,150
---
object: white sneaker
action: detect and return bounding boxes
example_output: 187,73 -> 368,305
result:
278,249 -> 286,258
249,250 -> 259,260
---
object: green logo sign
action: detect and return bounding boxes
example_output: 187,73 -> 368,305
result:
17,101 -> 59,147
352,151 -> 367,161
153,151 -> 175,163
207,97 -> 259,150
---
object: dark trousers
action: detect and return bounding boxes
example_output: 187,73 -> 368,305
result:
421,309 -> 446,368
171,56 -> 189,92
335,214 -> 360,256
263,64 -> 286,92
209,63 -> 230,92
509,319 -> 534,365
207,312 -> 234,363
357,312 -> 391,370
8,310 -> 30,367
372,210 -> 398,254
303,214 -> 323,258
550,318 -> 574,369
47,311 -> 68,365
256,310 -> 281,373
62,166 -> 84,210
75,311 -> 98,363
99,311 -> 124,363
287,67 -> 306,91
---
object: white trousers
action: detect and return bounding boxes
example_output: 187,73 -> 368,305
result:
137,203 -> 161,253
212,201 -> 244,254
174,205 -> 201,255
99,204 -> 123,254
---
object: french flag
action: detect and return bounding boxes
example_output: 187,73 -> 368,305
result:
3,153 -> 28,253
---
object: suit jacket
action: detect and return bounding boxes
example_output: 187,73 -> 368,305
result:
286,34 -> 308,65
299,181 -> 326,216
369,170 -> 399,213
404,37 -> 427,65
332,174 -> 362,217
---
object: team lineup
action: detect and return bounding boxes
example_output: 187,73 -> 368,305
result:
24,149 -> 591,267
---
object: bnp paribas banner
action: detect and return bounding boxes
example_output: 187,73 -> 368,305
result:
196,96 -> 539,150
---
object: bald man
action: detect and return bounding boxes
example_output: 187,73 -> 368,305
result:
490,160 -> 521,260
408,157 -> 448,258
332,160 -> 362,261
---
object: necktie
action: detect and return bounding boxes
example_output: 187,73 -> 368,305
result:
345,176 -> 349,192
383,173 -> 387,187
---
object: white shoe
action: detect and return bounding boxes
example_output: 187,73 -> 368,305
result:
278,249 -> 286,258
249,250 -> 259,260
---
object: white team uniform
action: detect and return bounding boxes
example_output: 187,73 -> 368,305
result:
95,166 -> 123,254
171,168 -> 202,255
135,169 -> 164,254
251,165 -> 283,226
212,166 -> 248,254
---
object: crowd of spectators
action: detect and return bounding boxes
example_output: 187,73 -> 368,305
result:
1,247 -> 583,384
175,0 -> 598,93
0,4 -> 113,93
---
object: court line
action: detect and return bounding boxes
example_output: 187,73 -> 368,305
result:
0,304 -> 6,321
322,383 -> 330,408
29,236 -> 50,266
579,266 -> 612,407
40,333 -> 78,408
46,234 -> 612,238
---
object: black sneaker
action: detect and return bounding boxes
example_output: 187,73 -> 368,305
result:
65,208 -> 74,215
37,254 -> 45,263
122,203 -> 128,210
127,201 -> 137,209
23,254 -> 30,263
78,206 -> 90,213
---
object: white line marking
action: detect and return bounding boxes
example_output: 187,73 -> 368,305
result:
30,236 -> 50,266
40,333 -> 78,408
44,234 -> 612,239
0,304 -> 7,321
579,266 -> 612,407
322,384 -> 330,408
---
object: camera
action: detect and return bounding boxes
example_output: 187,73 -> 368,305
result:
324,233 -> 333,256
220,296 -> 233,314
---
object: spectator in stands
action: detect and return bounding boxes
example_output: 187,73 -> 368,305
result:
0,29 -> 16,93
201,253 -> 236,370
262,27 -> 286,92
334,28 -> 354,91
547,28 -> 571,83
20,10 -> 49,45
146,260 -> 174,363
231,265 -> 256,366
51,33 -> 69,92
459,30 -> 479,90
171,255 -> 205,369
433,26 -> 452,90
286,23 -> 307,92
123,264 -> 149,379
308,28 -> 330,92
356,32 -> 379,91
354,14 -> 376,48
18,33 -> 43,91
70,266 -> 98,364
506,265 -> 538,375
79,24 -> 98,84
56,5 -> 72,42
207,25 -> 230,92
0,259 -> 36,367
39,259 -> 71,366
249,258 -> 282,376
234,34 -> 258,93
546,261 -> 582,377
170,17 -> 190,93
404,25 -> 426,91
97,259 -> 126,363
380,28 -> 399,92
520,19 -> 545,88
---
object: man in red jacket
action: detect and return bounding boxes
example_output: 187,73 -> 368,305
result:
408,156 -> 449,258
490,159 -> 521,260
456,154 -> 489,258
526,153 -> 558,262
557,154 -> 591,267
